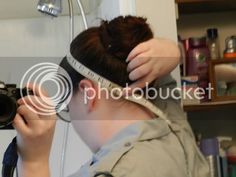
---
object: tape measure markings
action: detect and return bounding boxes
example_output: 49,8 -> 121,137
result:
66,56 -> 171,125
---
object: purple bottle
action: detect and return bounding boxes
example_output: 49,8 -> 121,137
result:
200,138 -> 221,177
187,37 -> 210,101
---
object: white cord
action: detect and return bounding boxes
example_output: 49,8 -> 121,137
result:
68,0 -> 75,42
76,0 -> 88,29
60,122 -> 70,177
59,0 -> 74,177
60,0 -> 88,176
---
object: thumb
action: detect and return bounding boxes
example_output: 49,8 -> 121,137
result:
12,114 -> 29,135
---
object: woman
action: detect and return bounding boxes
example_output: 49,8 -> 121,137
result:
14,16 -> 209,177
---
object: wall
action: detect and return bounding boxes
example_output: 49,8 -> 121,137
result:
0,16 -> 92,177
0,16 -> 81,57
177,11 -> 236,58
87,0 -> 135,25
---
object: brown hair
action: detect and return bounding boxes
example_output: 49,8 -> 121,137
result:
60,15 -> 153,90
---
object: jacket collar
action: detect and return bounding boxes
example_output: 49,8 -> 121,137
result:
91,118 -> 171,174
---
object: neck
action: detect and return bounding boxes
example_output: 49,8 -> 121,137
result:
87,102 -> 153,152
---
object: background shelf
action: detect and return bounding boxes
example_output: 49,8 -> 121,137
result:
184,100 -> 236,112
176,0 -> 236,15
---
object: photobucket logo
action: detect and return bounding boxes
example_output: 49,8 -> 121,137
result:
83,83 -> 156,104
20,62 -> 73,115
83,82 -> 214,103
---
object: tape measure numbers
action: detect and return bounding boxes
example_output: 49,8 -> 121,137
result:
66,56 -> 171,125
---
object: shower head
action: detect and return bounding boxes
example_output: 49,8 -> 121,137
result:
37,0 -> 62,17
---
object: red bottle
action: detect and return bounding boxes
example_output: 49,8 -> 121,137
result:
187,37 -> 210,101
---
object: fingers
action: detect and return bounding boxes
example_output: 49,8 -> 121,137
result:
13,113 -> 30,135
18,96 -> 43,108
127,76 -> 153,90
129,63 -> 152,81
19,84 -> 54,115
18,95 -> 54,113
127,56 -> 150,72
127,42 -> 149,62
17,105 -> 39,127
25,83 -> 48,97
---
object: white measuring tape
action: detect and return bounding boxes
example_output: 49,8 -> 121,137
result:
66,55 -> 171,125
66,55 -> 194,176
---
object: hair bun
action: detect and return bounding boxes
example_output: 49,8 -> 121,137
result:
99,20 -> 112,50
99,16 -> 153,60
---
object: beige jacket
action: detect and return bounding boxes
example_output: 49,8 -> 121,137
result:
69,75 -> 210,177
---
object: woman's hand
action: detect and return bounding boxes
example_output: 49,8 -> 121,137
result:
13,84 -> 56,177
126,38 -> 180,89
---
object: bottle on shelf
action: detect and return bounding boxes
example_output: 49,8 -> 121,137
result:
207,28 -> 221,60
227,145 -> 236,177
224,36 -> 236,59
178,35 -> 187,76
200,138 -> 222,177
187,37 -> 210,102
217,136 -> 233,177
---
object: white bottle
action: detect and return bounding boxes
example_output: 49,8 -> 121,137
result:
207,28 -> 221,60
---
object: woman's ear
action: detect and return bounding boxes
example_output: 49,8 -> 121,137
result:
78,79 -> 96,112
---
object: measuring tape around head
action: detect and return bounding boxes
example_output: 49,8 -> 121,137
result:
66,55 -> 171,125
66,56 -> 192,176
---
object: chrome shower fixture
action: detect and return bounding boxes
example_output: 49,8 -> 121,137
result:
37,0 -> 62,17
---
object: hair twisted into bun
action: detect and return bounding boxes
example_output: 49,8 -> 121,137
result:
60,16 -> 153,89
99,16 -> 153,60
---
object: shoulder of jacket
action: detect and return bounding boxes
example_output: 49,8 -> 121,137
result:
93,142 -> 134,176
